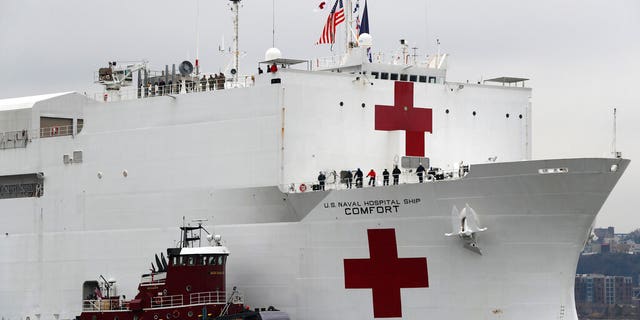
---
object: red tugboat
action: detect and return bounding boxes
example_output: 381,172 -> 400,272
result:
77,222 -> 288,320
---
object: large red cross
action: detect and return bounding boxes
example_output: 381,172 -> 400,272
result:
344,229 -> 429,318
375,82 -> 433,157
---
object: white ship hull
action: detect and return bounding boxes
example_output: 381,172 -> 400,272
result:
0,61 -> 628,320
0,157 -> 628,320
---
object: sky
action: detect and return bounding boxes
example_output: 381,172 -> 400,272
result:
0,0 -> 639,231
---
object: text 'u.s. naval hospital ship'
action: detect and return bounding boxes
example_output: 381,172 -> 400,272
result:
0,0 -> 629,320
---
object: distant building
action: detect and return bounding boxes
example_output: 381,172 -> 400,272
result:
576,274 -> 633,305
594,227 -> 615,243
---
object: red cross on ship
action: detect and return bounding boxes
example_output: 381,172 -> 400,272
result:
375,81 -> 433,157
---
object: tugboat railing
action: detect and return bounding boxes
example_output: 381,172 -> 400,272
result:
190,291 -> 226,304
151,294 -> 184,308
82,299 -> 128,311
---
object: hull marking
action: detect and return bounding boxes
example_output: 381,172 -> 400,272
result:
375,81 -> 433,157
344,229 -> 429,318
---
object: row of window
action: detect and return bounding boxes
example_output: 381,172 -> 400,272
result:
171,255 -> 226,266
370,72 -> 438,83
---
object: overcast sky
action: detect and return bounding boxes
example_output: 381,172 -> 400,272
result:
0,0 -> 639,231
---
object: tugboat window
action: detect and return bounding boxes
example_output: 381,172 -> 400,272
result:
188,257 -> 195,265
400,74 -> 408,81
418,76 -> 427,83
218,256 -> 224,265
210,256 -> 217,265
390,73 -> 399,80
381,72 -> 389,80
371,72 -> 379,79
409,75 -> 418,82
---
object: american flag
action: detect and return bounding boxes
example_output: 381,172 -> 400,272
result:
316,0 -> 345,45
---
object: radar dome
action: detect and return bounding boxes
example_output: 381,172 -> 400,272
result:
359,33 -> 373,48
265,48 -> 282,61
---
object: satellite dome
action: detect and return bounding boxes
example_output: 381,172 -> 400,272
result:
265,48 -> 282,61
359,33 -> 373,48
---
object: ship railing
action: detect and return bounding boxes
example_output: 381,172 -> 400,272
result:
151,294 -> 184,308
282,167 -> 470,193
82,298 -> 129,311
312,54 -> 348,70
141,272 -> 167,284
39,124 -> 76,138
0,124 -> 85,150
190,291 -> 226,304
92,75 -> 256,103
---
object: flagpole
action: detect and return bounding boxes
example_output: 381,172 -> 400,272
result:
345,0 -> 352,54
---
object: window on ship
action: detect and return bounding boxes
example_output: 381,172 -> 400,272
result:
0,173 -> 44,199
381,72 -> 389,80
418,76 -> 427,83
370,72 -> 379,79
400,74 -> 408,81
409,75 -> 418,82
390,73 -> 399,80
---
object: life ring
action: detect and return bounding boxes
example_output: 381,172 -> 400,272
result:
299,184 -> 307,192
50,127 -> 59,135
173,310 -> 180,318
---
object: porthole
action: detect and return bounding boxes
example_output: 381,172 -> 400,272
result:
163,289 -> 168,295
519,114 -> 523,119
166,313 -> 172,319
361,103 -> 366,108
506,113 -> 510,118
154,316 -> 158,320
445,109 -> 450,114
188,311 -> 194,317
472,111 -> 477,116
114,317 -> 119,320
186,285 -> 192,292
134,316 -> 139,320
339,101 -> 344,106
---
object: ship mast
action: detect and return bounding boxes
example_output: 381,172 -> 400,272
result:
230,0 -> 241,83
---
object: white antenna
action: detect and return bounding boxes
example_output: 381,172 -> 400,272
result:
612,108 -> 621,158
436,38 -> 441,69
195,0 -> 200,75
272,0 -> 276,48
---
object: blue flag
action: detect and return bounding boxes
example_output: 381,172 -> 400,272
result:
359,0 -> 369,35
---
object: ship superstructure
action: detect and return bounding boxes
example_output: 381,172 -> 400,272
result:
0,1 -> 629,320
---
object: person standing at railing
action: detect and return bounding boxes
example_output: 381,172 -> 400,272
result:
382,169 -> 390,186
417,163 -> 426,183
159,79 -> 166,95
217,73 -> 226,90
355,168 -> 364,188
208,75 -> 215,90
392,165 -> 401,185
344,170 -> 353,189
317,171 -> 326,191
201,75 -> 207,91
366,169 -> 376,187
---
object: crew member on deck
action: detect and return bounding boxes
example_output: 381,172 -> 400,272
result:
201,75 -> 207,91
318,171 -> 326,191
392,165 -> 401,185
208,75 -> 215,90
355,168 -> 363,188
367,169 -> 376,187
417,163 -> 426,183
382,169 -> 389,186
344,170 -> 353,189
218,73 -> 226,90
